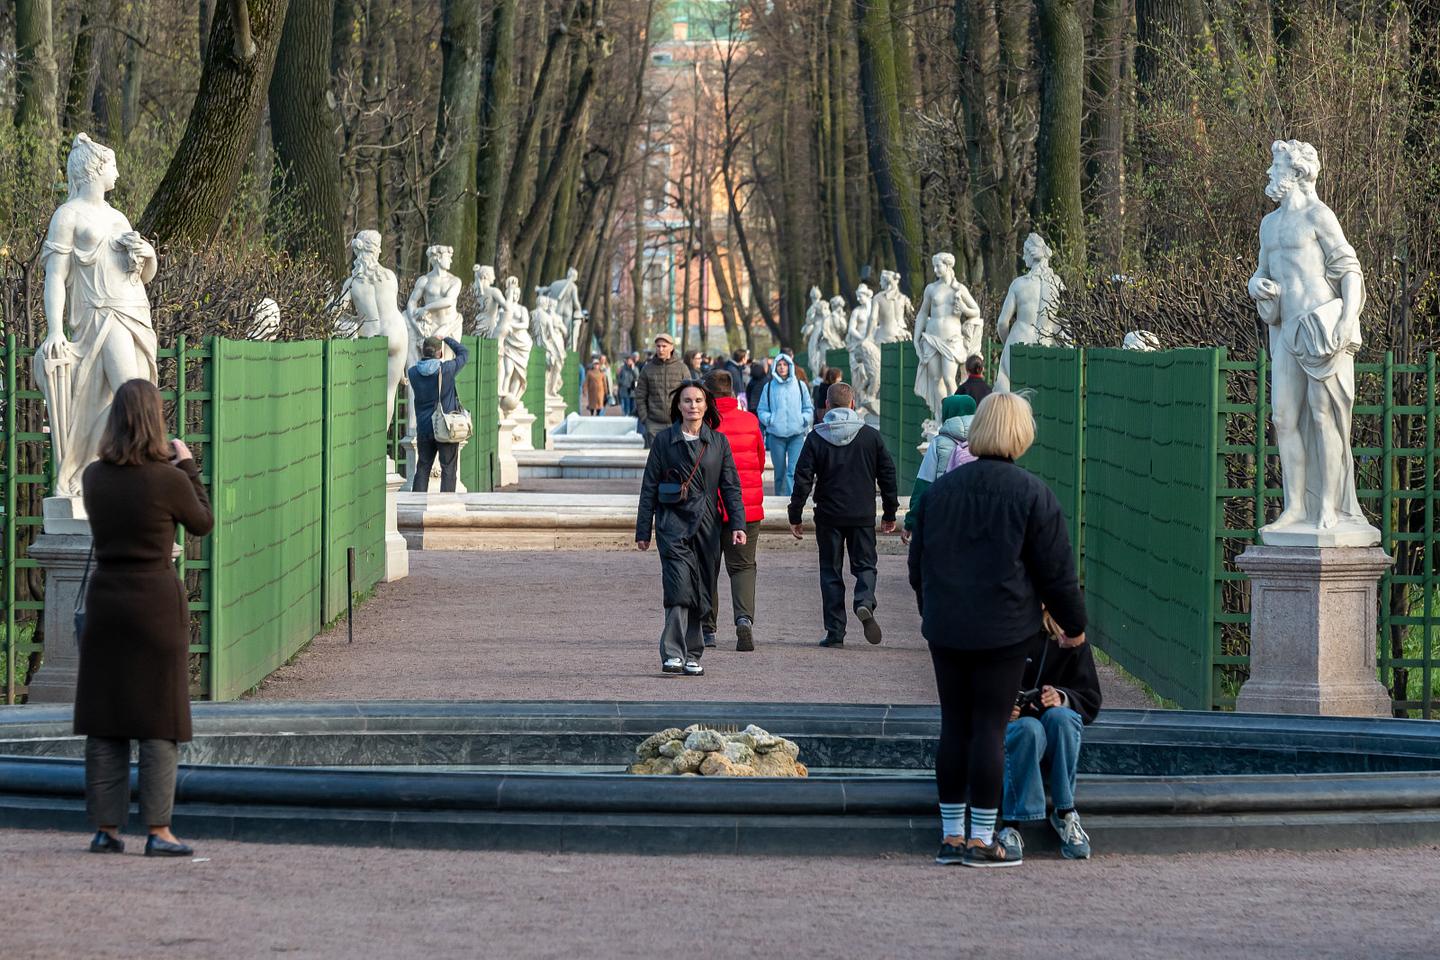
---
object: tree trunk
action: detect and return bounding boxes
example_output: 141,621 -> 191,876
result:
1036,0 -> 1086,270
140,0 -> 290,245
475,0 -> 517,266
120,6 -> 145,140
825,0 -> 859,295
268,0 -> 345,275
428,0 -> 483,270
1085,0 -> 1126,269
856,0 -> 924,298
62,11 -> 96,135
330,0 -> 358,76
15,0 -> 58,133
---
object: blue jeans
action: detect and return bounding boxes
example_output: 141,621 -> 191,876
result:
1003,706 -> 1083,821
768,433 -> 805,496
620,396 -> 635,417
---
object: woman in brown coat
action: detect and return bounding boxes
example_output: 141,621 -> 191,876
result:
584,360 -> 608,415
76,379 -> 213,857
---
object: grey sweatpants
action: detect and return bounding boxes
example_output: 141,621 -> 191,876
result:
659,605 -> 704,663
84,737 -> 179,828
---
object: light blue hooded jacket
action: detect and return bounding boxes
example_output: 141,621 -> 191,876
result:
756,354 -> 814,439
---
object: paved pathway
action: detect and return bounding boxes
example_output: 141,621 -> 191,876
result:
255,549 -> 1153,707
4,828 -> 1434,959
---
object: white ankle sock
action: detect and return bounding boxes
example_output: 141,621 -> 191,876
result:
970,807 -> 997,845
939,803 -> 966,839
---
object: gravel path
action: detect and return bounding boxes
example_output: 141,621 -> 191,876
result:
5,829 -> 1435,960
255,550 -> 1153,707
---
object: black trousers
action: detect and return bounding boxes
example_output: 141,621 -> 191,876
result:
413,436 -> 458,492
815,523 -> 877,641
929,643 -> 1030,810
85,737 -> 179,828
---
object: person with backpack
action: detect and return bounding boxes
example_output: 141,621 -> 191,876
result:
902,394 -> 977,541
756,353 -> 814,496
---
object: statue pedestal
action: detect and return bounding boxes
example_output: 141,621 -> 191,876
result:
497,416 -> 519,487
383,464 -> 409,581
25,498 -> 93,703
1235,545 -> 1393,716
544,396 -> 566,450
512,405 -> 537,452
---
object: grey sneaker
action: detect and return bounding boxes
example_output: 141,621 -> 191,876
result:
961,838 -> 1022,868
934,840 -> 966,865
1050,811 -> 1091,860
996,826 -> 1024,861
702,632 -> 718,649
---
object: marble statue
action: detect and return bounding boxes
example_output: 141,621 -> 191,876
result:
492,276 -> 533,410
406,245 -> 464,368
912,252 -> 982,420
1247,139 -> 1378,545
248,298 -> 281,341
846,283 -> 882,419
532,293 -> 568,397
334,230 -> 408,430
995,233 -> 1065,393
36,133 -> 159,498
801,287 -> 831,377
872,270 -> 913,343
1123,330 -> 1160,351
824,295 -> 849,351
541,266 -> 585,351
471,264 -> 506,337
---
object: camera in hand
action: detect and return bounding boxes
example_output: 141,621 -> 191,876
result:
1015,686 -> 1041,709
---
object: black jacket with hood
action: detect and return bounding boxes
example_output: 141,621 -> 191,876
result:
787,408 -> 899,527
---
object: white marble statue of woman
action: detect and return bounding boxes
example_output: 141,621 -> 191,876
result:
995,233 -> 1065,393
801,287 -> 831,376
471,265 -> 506,337
543,267 -> 585,351
493,276 -> 533,410
872,270 -> 913,343
334,230 -> 408,430
532,293 -> 568,397
825,295 -> 849,351
912,252 -> 982,419
406,245 -> 465,370
847,283 -> 882,418
35,134 -> 159,498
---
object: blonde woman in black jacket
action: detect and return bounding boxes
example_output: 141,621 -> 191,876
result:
636,380 -> 747,676
908,392 -> 1087,868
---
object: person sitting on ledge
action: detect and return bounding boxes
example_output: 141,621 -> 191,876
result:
998,609 -> 1102,861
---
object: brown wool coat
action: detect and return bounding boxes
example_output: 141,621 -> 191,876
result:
73,458 -> 213,742
584,368 -> 609,411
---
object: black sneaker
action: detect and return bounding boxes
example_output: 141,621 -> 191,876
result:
703,632 -> 718,649
961,838 -> 1022,868
818,636 -> 844,648
661,658 -> 685,674
735,618 -> 755,651
934,840 -> 967,865
856,606 -> 882,644
683,659 -> 704,676
89,831 -> 124,854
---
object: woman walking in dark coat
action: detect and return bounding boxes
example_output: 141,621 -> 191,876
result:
75,379 -> 213,857
907,392 -> 1086,868
636,380 -> 747,676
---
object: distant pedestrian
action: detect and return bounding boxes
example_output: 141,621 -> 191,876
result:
755,353 -> 813,496
701,370 -> 765,651
635,381 -> 747,676
723,348 -> 750,396
813,367 -> 840,424
685,350 -> 705,378
407,335 -> 470,492
633,333 -> 687,447
787,381 -> 898,648
902,394 -> 977,540
584,360 -> 608,415
908,392 -> 1086,868
955,355 -> 992,405
76,379 -> 214,858
618,353 -> 640,417
744,361 -> 769,412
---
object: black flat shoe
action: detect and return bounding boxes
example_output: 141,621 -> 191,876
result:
144,835 -> 193,858
89,831 -> 124,854
818,636 -> 844,648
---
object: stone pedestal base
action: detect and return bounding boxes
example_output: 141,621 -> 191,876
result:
1235,545 -> 1393,716
383,468 -> 409,581
497,416 -> 519,487
512,404 -> 537,452
544,396 -> 566,450
25,521 -> 92,704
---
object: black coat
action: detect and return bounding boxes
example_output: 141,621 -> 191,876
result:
787,419 -> 899,527
1016,630 -> 1103,725
907,455 -> 1085,652
955,376 -> 992,404
636,423 -> 745,614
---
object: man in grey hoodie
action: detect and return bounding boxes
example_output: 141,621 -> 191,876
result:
788,382 -> 899,647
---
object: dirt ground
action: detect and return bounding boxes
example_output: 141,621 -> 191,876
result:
254,549 -> 1153,708
5,828 -> 1436,960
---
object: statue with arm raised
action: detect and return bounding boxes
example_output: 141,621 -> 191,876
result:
405,245 -> 464,366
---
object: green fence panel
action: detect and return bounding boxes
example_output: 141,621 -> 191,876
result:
210,340 -> 326,700
526,347 -> 549,449
562,351 -> 581,416
825,348 -> 850,386
1082,348 -> 1219,710
879,341 -> 923,496
1010,345 -> 1085,555
321,338 -> 389,623
454,335 -> 499,493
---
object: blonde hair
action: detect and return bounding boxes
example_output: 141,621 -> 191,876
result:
967,392 -> 1035,460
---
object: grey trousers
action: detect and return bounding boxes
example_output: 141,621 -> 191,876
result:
85,737 -> 178,829
702,521 -> 760,634
659,605 -> 704,663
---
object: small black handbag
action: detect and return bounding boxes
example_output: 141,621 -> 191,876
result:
658,442 -> 707,504
74,543 -> 94,639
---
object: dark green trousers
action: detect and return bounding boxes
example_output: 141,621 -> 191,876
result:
702,520 -> 760,634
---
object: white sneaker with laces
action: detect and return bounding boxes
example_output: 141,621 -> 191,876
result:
683,659 -> 704,676
661,658 -> 684,674
1050,811 -> 1091,860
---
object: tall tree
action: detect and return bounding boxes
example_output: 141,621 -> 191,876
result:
474,0 -> 517,266
61,11 -> 96,134
822,0 -> 859,295
856,0 -> 924,297
269,0 -> 346,275
1085,0 -> 1127,269
429,0 -> 484,270
1036,0 -> 1086,269
14,0 -> 58,133
140,0 -> 290,245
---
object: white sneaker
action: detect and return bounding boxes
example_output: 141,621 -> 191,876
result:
683,659 -> 704,676
661,658 -> 684,674
1050,811 -> 1091,859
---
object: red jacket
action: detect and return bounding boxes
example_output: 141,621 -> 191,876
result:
714,395 -> 765,523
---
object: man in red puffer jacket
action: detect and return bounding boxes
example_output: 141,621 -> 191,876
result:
702,370 -> 766,651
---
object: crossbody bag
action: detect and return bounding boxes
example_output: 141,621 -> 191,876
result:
658,441 -> 707,504
431,354 -> 473,443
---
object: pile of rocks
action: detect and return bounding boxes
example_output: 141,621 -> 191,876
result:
627,724 -> 808,777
